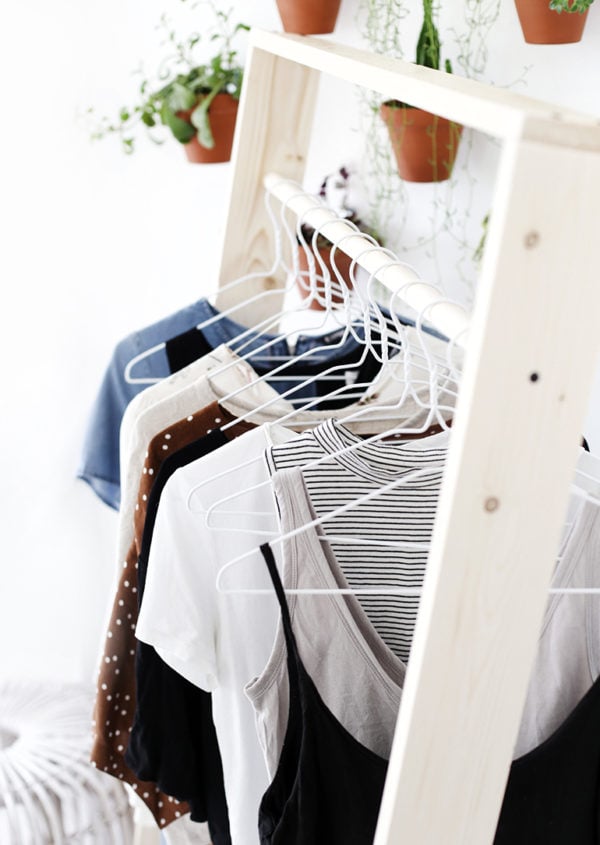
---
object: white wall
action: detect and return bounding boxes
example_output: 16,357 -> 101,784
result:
0,0 -> 598,686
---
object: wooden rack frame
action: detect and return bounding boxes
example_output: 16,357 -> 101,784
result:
215,31 -> 600,844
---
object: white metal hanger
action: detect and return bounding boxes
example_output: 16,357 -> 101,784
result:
190,220 -> 595,549
122,184 -> 297,385
218,197 -> 368,361
199,176 -> 466,426
187,200 -> 428,412
180,192 -> 468,516
188,279 -> 462,516
206,246 -> 404,415
199,416 -> 596,537
190,171 -> 587,565
184,323 -> 460,516
123,181 -> 381,385
193,188 -> 465,435
212,461 -> 600,597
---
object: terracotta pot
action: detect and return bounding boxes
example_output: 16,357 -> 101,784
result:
380,102 -> 463,183
275,0 -> 342,34
177,93 -> 239,164
296,244 -> 353,310
514,0 -> 589,44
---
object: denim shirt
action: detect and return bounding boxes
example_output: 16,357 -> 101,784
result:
77,299 -> 387,511
78,300 -> 214,510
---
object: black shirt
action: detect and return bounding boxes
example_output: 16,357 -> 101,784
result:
495,674 -> 600,843
258,543 -> 388,844
259,541 -> 600,844
126,430 -> 232,845
165,325 -> 392,411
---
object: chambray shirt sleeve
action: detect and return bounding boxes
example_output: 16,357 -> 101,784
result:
77,336 -> 143,510
77,299 -> 217,511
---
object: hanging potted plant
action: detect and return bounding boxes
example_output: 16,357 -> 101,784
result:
296,168 -> 380,310
275,0 -> 342,35
514,0 -> 593,45
87,4 -> 248,163
379,0 -> 462,183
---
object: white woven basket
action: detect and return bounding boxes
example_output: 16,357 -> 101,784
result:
0,681 -> 134,845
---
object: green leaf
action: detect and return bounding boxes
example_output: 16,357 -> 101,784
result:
416,6 -> 441,70
160,103 -> 196,143
167,81 -> 196,112
119,108 -> 130,122
550,0 -> 593,9
190,91 -> 219,148
141,112 -> 156,127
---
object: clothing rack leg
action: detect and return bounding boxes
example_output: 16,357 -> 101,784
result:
215,46 -> 319,325
374,134 -> 600,844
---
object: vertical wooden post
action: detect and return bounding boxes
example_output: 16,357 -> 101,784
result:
373,132 -> 600,845
215,45 -> 319,325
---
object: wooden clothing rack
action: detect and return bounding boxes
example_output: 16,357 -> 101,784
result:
214,30 -> 600,845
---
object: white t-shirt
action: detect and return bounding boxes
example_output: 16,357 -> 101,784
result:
140,415 -> 600,838
136,420 -> 451,844
136,425 -> 297,845
163,814 -> 212,845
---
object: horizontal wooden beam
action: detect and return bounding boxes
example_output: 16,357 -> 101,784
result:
251,30 -> 600,149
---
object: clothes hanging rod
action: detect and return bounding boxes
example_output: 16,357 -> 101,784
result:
264,173 -> 470,346
251,31 -> 600,151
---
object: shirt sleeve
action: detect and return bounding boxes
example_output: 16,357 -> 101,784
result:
136,469 -> 220,692
77,338 -> 136,510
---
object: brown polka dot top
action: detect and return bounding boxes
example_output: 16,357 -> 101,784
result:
91,401 -> 253,827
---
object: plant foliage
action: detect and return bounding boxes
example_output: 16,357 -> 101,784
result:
416,0 -> 452,73
386,0 -> 451,109
88,2 -> 248,154
549,0 -> 594,12
357,0 -> 504,303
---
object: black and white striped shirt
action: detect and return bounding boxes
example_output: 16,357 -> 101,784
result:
267,419 -> 448,662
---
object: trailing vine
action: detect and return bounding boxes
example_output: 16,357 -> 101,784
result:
453,0 -> 501,79
359,0 -> 410,56
355,0 -> 503,305
354,0 -> 409,263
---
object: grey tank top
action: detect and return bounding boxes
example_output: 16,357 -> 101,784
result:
245,466 -> 405,777
515,497 -> 600,756
248,468 -> 600,771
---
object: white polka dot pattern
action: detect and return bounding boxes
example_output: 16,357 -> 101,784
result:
92,402 -> 248,828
